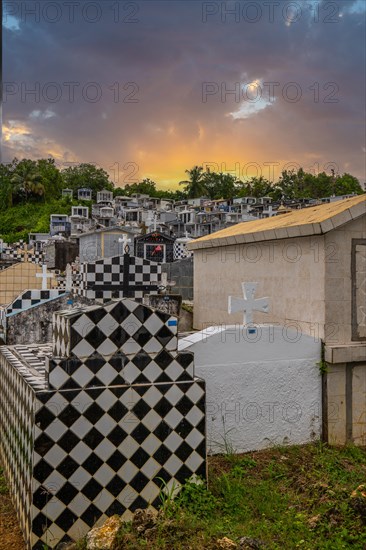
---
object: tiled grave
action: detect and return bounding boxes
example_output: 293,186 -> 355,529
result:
0,299 -> 206,550
6,289 -> 67,316
2,241 -> 45,264
173,239 -> 193,260
75,254 -> 161,302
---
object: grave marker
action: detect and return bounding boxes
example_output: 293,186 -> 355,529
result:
35,264 -> 54,290
228,282 -> 269,324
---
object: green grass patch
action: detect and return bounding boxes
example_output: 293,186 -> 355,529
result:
0,467 -> 8,495
107,443 -> 366,549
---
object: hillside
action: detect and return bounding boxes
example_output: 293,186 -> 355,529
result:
0,199 -> 87,244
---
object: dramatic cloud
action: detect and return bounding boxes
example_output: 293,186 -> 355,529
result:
3,0 -> 366,188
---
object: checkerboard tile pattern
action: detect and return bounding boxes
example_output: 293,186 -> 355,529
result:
75,254 -> 161,302
0,348 -> 38,547
53,299 -> 178,359
6,290 -> 67,316
31,381 -> 205,549
0,298 -> 206,550
2,242 -> 45,265
48,349 -> 194,390
173,241 -> 193,261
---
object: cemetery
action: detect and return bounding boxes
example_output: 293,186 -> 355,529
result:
0,193 -> 365,549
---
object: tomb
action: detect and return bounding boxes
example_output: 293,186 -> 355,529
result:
173,235 -> 193,261
76,251 -> 161,302
135,232 -> 175,263
180,281 -> 321,452
78,227 -> 136,263
189,195 -> 366,446
0,263 -> 58,306
179,322 -> 322,453
50,214 -> 70,237
0,299 -> 206,549
78,188 -> 92,201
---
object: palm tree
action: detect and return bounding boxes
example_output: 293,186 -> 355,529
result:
179,166 -> 207,198
11,161 -> 44,202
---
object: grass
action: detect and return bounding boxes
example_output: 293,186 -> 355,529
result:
1,444 -> 365,550
0,468 -> 8,495
108,443 -> 366,550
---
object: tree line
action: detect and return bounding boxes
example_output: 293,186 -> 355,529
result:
0,158 -> 363,211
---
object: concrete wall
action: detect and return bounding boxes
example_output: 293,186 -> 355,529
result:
44,241 -> 79,270
193,235 -> 326,337
325,361 -> 366,447
0,263 -> 58,306
79,231 -> 133,262
324,216 -> 366,344
5,294 -> 93,345
162,257 -> 193,301
179,325 -> 322,453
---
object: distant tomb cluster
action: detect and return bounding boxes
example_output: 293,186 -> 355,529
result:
0,193 -> 365,549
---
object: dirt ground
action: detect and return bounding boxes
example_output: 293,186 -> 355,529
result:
0,492 -> 26,550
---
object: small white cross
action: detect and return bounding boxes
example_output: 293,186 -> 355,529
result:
228,282 -> 269,324
36,264 -> 54,290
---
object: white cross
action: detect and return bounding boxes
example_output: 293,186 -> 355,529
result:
36,264 -> 54,290
228,282 -> 269,325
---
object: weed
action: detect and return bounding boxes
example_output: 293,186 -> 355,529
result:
177,477 -> 218,519
156,477 -> 180,518
0,468 -> 8,495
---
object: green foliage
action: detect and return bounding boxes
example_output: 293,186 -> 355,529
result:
179,166 -> 208,198
0,468 -> 8,495
176,478 -> 218,519
0,159 -> 363,212
156,477 -> 180,518
61,163 -> 114,198
0,199 -> 76,243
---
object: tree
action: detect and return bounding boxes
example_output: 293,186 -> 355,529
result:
0,162 -> 14,209
202,171 -> 238,200
334,173 -> 363,196
36,158 -> 63,201
123,178 -> 158,197
179,166 -> 207,198
11,159 -> 44,202
61,163 -> 114,198
236,176 -> 273,198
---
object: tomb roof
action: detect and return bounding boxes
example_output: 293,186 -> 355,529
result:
189,194 -> 366,250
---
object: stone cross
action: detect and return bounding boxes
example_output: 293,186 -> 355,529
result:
36,264 -> 53,290
65,264 -> 73,292
228,282 -> 269,324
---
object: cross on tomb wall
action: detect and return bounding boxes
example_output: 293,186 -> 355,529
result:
228,282 -> 269,325
36,264 -> 54,290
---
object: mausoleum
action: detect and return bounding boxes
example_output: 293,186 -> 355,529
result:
189,195 -> 366,446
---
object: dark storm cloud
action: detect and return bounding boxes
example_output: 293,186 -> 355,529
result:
3,0 -> 365,184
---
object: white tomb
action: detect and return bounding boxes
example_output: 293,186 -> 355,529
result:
179,282 -> 322,453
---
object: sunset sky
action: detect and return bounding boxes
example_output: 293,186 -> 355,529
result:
3,0 -> 366,189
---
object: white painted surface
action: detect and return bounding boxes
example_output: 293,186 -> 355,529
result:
228,282 -> 269,325
179,325 -> 322,454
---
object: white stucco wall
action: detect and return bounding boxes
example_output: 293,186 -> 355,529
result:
179,325 -> 322,454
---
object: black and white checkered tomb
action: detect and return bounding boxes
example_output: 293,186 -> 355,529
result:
0,299 -> 206,550
173,240 -> 193,261
6,289 -> 67,316
75,254 -> 161,302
